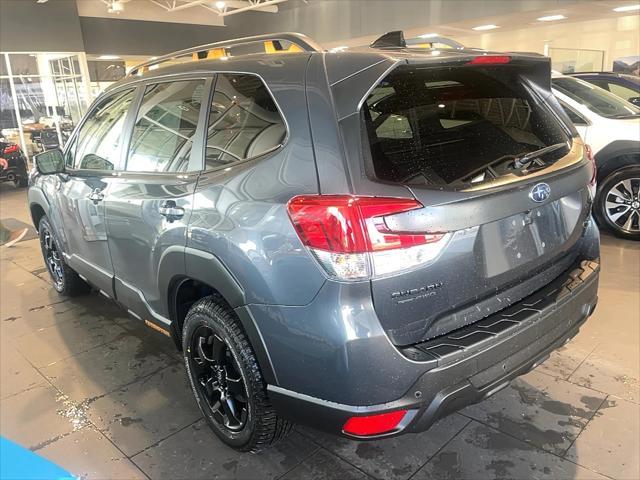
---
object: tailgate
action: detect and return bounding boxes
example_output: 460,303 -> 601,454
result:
341,53 -> 595,345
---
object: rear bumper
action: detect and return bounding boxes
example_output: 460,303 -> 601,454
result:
268,259 -> 599,438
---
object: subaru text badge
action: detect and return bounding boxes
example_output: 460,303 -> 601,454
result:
530,183 -> 551,203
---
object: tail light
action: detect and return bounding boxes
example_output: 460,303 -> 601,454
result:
287,195 -> 449,280
343,410 -> 407,436
3,144 -> 19,155
467,55 -> 511,65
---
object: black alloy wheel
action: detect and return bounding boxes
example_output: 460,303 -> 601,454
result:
183,297 -> 292,452
40,221 -> 65,290
190,326 -> 248,431
38,216 -> 88,296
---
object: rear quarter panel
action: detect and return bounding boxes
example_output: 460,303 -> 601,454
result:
186,55 -> 326,306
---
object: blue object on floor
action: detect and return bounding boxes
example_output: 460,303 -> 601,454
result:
0,437 -> 74,480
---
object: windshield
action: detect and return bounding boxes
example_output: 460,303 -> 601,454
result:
553,76 -> 640,118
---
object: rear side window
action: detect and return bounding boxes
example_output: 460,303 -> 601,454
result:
205,73 -> 285,170
363,66 -> 571,187
558,100 -> 588,126
127,79 -> 205,173
72,89 -> 135,170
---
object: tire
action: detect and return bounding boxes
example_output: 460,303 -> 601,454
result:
182,296 -> 293,452
38,216 -> 89,295
14,176 -> 28,188
594,166 -> 640,241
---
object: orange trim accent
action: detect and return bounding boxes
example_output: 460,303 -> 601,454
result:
145,320 -> 171,337
264,41 -> 303,54
206,48 -> 226,59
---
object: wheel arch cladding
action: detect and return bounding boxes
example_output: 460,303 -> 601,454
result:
167,251 -> 277,384
594,140 -> 640,183
28,186 -> 50,230
30,203 -> 46,231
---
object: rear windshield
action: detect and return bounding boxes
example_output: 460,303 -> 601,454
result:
362,65 -> 571,187
553,76 -> 640,119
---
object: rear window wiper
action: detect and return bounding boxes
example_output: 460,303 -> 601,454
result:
513,142 -> 567,169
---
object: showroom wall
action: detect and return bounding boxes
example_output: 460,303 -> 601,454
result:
223,0 -> 582,43
457,15 -> 640,70
0,0 -> 229,56
1,0 -> 593,56
0,0 -> 84,52
78,17 -> 229,55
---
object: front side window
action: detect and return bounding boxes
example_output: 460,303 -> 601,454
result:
552,77 -> 640,119
73,89 -> 135,170
126,79 -> 205,173
205,74 -> 285,170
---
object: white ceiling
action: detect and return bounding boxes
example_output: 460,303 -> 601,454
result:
75,0 -> 287,26
322,1 -> 640,48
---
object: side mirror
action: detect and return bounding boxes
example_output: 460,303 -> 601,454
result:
628,97 -> 640,107
34,148 -> 65,175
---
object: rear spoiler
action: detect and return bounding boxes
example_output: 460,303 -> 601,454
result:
327,52 -> 554,121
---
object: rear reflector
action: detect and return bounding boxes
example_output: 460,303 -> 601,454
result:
467,55 -> 511,65
343,410 -> 407,436
287,195 -> 448,280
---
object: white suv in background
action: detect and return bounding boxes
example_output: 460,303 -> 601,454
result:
552,72 -> 640,240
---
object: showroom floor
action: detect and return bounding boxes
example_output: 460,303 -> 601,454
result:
1,183 -> 638,480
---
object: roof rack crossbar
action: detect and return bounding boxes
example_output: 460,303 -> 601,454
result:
128,32 -> 322,76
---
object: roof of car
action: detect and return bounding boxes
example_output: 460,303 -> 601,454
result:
104,31 -> 548,95
567,71 -> 640,84
107,46 -> 547,96
570,71 -> 625,76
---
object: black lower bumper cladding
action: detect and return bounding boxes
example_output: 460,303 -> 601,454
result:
268,259 -> 600,438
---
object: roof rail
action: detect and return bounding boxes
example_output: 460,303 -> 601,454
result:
370,30 -> 465,50
128,32 -> 323,76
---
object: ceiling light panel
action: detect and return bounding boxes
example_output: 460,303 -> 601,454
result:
537,14 -> 567,21
472,24 -> 500,31
613,4 -> 640,12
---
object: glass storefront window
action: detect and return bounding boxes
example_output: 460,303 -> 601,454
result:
0,55 -> 8,76
0,78 -> 18,134
9,54 -> 39,76
0,52 -> 92,160
549,48 -> 605,74
88,60 -> 126,98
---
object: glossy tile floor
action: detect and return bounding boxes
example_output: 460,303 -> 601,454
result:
1,183 -> 639,480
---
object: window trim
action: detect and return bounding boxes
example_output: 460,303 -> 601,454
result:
558,99 -> 590,127
121,75 -> 214,174
63,70 -> 288,177
201,70 -> 289,174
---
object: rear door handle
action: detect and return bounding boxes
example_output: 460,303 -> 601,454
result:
87,189 -> 104,204
159,200 -> 185,221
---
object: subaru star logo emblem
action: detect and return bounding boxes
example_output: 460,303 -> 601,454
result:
530,183 -> 551,203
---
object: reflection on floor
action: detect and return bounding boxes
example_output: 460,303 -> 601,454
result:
1,183 -> 639,480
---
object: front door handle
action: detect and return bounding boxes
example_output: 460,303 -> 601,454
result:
87,188 -> 104,204
159,200 -> 185,222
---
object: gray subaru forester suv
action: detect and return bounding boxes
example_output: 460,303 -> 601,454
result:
28,32 -> 600,452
